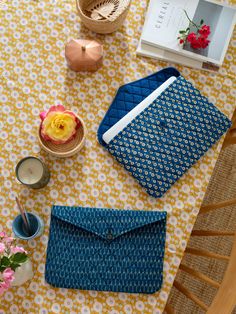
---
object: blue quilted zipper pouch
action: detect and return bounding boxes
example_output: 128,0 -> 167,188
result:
98,68 -> 231,198
45,205 -> 167,294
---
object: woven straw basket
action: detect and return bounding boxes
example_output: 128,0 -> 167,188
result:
38,115 -> 86,158
76,0 -> 130,34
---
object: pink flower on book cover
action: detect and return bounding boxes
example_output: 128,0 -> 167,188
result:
178,11 -> 211,50
199,25 -> 211,37
187,32 -> 196,43
198,36 -> 210,49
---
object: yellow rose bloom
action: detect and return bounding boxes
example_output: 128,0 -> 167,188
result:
40,105 -> 79,144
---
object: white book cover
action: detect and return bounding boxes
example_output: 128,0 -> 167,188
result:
136,40 -> 220,72
141,0 -> 236,66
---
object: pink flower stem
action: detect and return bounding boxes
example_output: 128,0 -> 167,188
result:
183,10 -> 200,31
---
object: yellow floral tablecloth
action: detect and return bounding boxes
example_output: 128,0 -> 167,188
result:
0,0 -> 235,313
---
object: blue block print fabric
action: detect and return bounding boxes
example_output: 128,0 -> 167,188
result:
45,206 -> 167,294
97,67 -> 180,145
99,72 -> 231,198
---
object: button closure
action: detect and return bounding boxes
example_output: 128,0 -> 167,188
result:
107,231 -> 113,240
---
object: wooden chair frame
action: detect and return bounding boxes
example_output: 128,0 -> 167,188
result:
222,109 -> 236,149
165,197 -> 236,314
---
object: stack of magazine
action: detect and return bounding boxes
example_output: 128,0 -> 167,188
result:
137,0 -> 236,72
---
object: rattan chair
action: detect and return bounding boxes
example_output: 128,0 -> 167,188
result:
165,198 -> 236,314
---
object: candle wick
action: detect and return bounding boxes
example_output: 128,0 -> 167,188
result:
81,45 -> 86,52
28,168 -> 33,175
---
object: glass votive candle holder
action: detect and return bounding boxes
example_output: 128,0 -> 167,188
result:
15,156 -> 50,189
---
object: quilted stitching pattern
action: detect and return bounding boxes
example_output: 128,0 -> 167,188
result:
45,206 -> 167,294
106,76 -> 231,198
97,67 -> 180,144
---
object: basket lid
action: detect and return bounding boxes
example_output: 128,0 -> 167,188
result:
85,0 -> 130,21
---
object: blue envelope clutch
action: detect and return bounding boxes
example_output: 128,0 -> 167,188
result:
45,206 -> 167,294
98,67 -> 231,198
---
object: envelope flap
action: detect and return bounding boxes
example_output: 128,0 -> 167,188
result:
52,205 -> 167,241
97,67 -> 180,146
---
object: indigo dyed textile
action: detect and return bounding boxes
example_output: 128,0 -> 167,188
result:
97,67 -> 180,145
45,205 -> 167,294
99,71 -> 231,198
